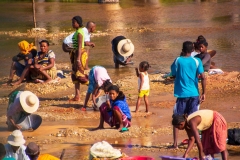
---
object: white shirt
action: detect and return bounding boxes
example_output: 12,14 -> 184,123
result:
138,72 -> 150,90
4,143 -> 30,160
63,27 -> 91,45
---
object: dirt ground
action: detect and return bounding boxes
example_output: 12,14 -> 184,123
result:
0,67 -> 240,159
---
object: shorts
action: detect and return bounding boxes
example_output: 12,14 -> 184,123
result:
173,96 -> 200,115
15,62 -> 25,77
138,89 -> 150,98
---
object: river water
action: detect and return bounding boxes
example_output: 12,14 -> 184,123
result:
0,0 -> 240,80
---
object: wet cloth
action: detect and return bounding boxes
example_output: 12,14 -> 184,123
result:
171,56 -> 204,98
201,111 -> 227,155
71,48 -> 89,85
87,66 -> 111,93
99,103 -> 131,128
4,143 -> 29,160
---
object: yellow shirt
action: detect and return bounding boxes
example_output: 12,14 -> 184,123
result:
187,109 -> 214,131
38,154 -> 60,160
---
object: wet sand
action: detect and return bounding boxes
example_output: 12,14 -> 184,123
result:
0,69 -> 240,159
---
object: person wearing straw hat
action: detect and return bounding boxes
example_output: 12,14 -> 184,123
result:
112,36 -> 134,68
25,142 -> 60,160
7,90 -> 41,131
4,130 -> 29,160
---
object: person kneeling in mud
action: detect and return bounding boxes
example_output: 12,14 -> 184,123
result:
93,85 -> 131,132
7,90 -> 41,131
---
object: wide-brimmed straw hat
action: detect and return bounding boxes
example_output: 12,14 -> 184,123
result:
117,39 -> 134,57
20,91 -> 39,113
7,130 -> 26,146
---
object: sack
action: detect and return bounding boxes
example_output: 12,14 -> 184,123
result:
227,128 -> 240,145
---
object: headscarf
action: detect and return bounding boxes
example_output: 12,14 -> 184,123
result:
18,40 -> 36,55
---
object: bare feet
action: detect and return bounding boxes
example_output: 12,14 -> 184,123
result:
10,80 -> 22,86
168,145 -> 179,149
2,79 -> 13,86
69,97 -> 80,102
34,79 -> 44,83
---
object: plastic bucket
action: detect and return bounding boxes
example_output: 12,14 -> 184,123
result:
95,95 -> 109,108
120,156 -> 155,160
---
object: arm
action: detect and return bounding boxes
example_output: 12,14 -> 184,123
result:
40,58 -> 55,71
8,116 -> 21,129
201,53 -> 211,65
85,41 -> 95,47
77,33 -> 83,62
187,116 -> 205,160
199,72 -> 206,103
135,68 -> 139,77
183,128 -> 196,158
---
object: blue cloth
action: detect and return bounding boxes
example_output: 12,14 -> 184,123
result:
173,96 -> 200,115
109,97 -> 131,120
15,62 -> 25,77
171,56 -> 204,98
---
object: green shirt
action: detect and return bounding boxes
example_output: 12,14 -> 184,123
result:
72,28 -> 84,49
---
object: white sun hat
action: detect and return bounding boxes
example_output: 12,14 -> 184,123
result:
117,39 -> 134,57
7,130 -> 26,146
20,91 -> 39,113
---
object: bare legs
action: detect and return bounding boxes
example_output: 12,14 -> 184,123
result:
70,83 -> 80,101
113,109 -> 123,130
221,149 -> 228,160
170,126 -> 179,148
82,92 -> 91,109
135,95 -> 149,112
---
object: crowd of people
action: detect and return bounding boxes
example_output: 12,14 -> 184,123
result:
1,14 -> 229,160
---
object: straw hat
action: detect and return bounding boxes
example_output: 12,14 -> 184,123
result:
117,39 -> 134,57
7,130 -> 25,146
20,91 -> 39,113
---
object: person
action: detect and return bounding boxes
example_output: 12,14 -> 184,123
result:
134,61 -> 150,113
82,66 -> 112,111
170,41 -> 206,148
0,143 -> 7,159
194,40 -> 211,74
4,40 -> 37,86
7,90 -> 41,131
25,142 -> 60,160
93,85 -> 131,132
172,109 -> 228,160
111,36 -> 134,68
69,16 -> 89,102
4,130 -> 30,160
31,40 -> 57,83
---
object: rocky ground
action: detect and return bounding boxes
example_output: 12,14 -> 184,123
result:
0,66 -> 240,159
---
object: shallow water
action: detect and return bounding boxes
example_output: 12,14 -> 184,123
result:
0,0 -> 240,79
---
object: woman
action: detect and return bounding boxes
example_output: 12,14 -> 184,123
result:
172,109 -> 228,160
94,85 -> 131,132
82,65 -> 112,111
31,40 -> 57,83
69,16 -> 89,102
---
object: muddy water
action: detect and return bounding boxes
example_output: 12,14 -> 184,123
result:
1,0 -> 240,159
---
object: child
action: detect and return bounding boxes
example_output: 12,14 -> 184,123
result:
93,85 -> 131,132
135,61 -> 150,112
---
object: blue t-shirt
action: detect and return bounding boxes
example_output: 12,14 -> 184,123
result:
171,56 -> 204,98
110,97 -> 131,120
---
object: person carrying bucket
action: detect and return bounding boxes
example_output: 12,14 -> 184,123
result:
111,36 -> 134,68
6,90 -> 42,131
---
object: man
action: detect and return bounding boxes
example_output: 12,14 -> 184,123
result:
4,130 -> 30,160
25,142 -> 60,160
170,41 -> 206,148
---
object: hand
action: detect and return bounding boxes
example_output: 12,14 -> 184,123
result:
200,94 -> 205,103
15,124 -> 22,130
90,43 -> 95,48
183,153 -> 188,158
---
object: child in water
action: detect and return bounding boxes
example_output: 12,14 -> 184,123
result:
135,61 -> 150,112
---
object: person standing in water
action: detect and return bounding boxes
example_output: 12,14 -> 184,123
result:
170,41 -> 206,148
134,61 -> 150,113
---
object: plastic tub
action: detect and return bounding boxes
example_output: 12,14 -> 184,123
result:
120,157 -> 154,160
160,156 -> 186,160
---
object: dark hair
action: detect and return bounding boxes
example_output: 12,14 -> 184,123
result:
182,41 -> 193,54
139,61 -> 150,71
108,85 -> 125,101
197,40 -> 208,47
196,35 -> 206,42
72,16 -> 83,27
172,114 -> 186,126
39,40 -> 49,46
101,79 -> 113,92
